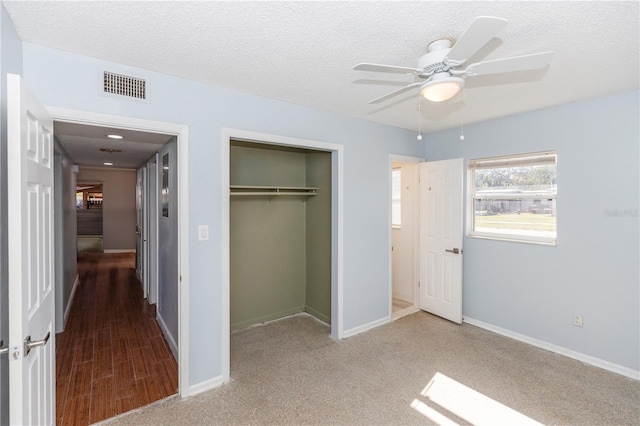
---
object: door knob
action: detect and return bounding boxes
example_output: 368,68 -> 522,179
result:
24,332 -> 50,357
0,340 -> 8,356
445,248 -> 461,254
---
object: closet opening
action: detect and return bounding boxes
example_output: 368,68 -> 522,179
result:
229,140 -> 332,331
222,129 -> 344,382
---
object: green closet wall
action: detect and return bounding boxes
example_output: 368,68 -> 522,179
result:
230,141 -> 331,331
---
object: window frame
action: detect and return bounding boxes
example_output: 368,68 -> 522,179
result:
466,150 -> 557,246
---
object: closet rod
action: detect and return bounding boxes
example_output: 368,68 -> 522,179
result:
230,192 -> 317,196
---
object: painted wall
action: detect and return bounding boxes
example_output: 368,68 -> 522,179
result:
76,167 -> 137,251
425,90 -> 640,373
305,151 -> 332,323
156,138 -> 179,357
0,5 -> 22,422
230,144 -> 307,330
21,43 -> 421,387
230,144 -> 332,329
392,163 -> 416,303
53,147 -> 78,333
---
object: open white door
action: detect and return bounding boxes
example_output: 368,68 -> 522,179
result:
147,156 -> 159,305
419,158 -> 464,324
136,166 -> 148,297
7,74 -> 55,424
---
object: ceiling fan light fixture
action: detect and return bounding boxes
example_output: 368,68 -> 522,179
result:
420,76 -> 464,102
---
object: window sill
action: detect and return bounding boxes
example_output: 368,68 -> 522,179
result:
467,232 -> 557,246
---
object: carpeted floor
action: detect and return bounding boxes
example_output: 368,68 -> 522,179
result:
101,312 -> 640,425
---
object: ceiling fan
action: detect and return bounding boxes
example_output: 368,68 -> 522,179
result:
354,16 -> 554,104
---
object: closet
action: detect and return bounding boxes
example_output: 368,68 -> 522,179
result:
230,140 -> 331,331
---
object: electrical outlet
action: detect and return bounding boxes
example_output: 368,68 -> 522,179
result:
573,314 -> 583,327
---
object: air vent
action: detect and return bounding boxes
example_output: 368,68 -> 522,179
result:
103,71 -> 146,100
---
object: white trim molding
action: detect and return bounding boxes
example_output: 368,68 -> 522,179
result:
188,376 -> 228,397
46,107 -> 191,396
342,316 -> 390,339
157,311 -> 178,361
63,274 -> 80,328
463,317 -> 640,380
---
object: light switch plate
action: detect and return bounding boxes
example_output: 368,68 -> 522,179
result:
198,225 -> 209,241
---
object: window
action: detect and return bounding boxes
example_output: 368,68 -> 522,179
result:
468,151 -> 557,245
392,168 -> 402,227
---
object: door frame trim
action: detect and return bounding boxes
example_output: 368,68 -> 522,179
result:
388,154 -> 424,320
46,107 -> 190,396
221,128 -> 344,382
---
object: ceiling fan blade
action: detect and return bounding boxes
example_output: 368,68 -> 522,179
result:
367,81 -> 423,104
445,16 -> 509,64
354,63 -> 421,75
465,51 -> 554,76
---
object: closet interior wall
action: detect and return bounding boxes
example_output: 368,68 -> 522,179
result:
230,140 -> 331,331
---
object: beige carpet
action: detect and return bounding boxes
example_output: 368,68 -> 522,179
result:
101,312 -> 639,425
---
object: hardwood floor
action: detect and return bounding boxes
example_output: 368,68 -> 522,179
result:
56,253 -> 178,425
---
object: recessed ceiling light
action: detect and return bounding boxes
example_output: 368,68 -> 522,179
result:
104,162 -> 113,166
106,134 -> 123,139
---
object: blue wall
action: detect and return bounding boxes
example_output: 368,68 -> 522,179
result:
425,90 -> 640,372
20,43 -> 421,387
9,30 -> 637,390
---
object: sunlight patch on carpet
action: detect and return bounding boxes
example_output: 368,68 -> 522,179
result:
412,372 -> 543,426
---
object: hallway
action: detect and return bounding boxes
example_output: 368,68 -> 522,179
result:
56,253 -> 178,425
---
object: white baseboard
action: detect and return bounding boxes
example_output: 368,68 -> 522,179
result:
157,311 -> 178,361
463,317 -> 640,380
188,375 -> 227,397
342,316 -> 390,339
104,249 -> 136,253
63,274 -> 80,328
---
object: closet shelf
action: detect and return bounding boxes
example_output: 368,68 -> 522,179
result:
230,185 -> 318,198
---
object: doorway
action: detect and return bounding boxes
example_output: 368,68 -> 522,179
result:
76,183 -> 104,253
50,108 -> 188,418
222,128 -> 344,381
389,155 -> 422,320
229,140 -> 332,332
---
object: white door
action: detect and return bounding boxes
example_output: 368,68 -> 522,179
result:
419,158 -> 464,323
7,73 -> 55,424
147,156 -> 159,305
135,166 -> 148,296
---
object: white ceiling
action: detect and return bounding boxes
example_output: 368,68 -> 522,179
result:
4,1 -> 639,134
54,122 -> 172,169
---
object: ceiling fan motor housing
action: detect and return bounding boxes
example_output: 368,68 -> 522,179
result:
418,39 -> 454,75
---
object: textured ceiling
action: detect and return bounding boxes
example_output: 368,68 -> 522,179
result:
4,1 -> 639,134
